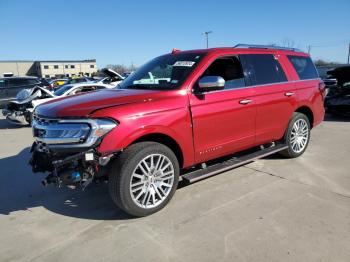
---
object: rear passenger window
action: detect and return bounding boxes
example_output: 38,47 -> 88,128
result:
287,56 -> 318,80
8,79 -> 22,87
240,54 -> 287,86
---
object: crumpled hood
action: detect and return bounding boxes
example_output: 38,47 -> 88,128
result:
35,89 -> 160,118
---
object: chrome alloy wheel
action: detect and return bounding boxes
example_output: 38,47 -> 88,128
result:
290,119 -> 309,153
130,154 -> 175,209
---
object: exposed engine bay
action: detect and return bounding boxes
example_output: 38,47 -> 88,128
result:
29,114 -> 118,190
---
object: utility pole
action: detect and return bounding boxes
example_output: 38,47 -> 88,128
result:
307,45 -> 311,54
202,31 -> 213,49
347,43 -> 350,64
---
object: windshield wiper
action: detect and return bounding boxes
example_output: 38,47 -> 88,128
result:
125,84 -> 153,89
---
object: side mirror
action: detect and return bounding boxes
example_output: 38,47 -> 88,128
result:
197,76 -> 225,93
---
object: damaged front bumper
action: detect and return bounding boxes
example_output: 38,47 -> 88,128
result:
29,115 -> 118,189
2,108 -> 30,125
29,142 -> 115,189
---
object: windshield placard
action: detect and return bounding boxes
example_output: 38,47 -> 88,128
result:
173,61 -> 195,67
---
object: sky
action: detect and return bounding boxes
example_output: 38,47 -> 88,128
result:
0,0 -> 349,68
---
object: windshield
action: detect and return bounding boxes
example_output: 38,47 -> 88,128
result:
119,53 -> 205,90
54,84 -> 74,96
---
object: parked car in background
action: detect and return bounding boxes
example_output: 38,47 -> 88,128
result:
317,65 -> 339,94
0,77 -> 43,108
29,45 -> 325,217
38,78 -> 52,89
2,82 -> 114,125
95,68 -> 124,87
122,72 -> 134,78
48,78 -> 68,90
323,65 -> 350,116
66,76 -> 94,85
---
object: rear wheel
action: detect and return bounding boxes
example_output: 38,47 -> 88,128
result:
279,112 -> 310,158
108,142 -> 179,217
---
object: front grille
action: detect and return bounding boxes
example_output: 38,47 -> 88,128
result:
32,115 -> 91,146
31,115 -> 116,149
32,115 -> 59,125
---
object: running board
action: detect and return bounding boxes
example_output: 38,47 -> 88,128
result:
182,144 -> 288,183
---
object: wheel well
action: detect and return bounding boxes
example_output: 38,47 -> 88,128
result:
132,133 -> 184,168
295,106 -> 314,128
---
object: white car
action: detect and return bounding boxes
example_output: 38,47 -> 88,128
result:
3,82 -> 115,125
32,82 -> 115,108
93,68 -> 124,88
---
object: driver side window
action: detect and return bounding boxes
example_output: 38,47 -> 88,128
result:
203,56 -> 246,90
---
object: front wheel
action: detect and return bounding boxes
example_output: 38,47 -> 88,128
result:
279,112 -> 311,158
25,112 -> 33,126
108,142 -> 179,217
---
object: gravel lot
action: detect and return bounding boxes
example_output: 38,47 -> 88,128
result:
0,114 -> 350,262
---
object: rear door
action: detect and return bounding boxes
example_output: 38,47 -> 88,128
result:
239,53 -> 297,144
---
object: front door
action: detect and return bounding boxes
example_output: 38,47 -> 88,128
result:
189,56 -> 256,163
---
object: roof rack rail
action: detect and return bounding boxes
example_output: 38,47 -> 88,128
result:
233,44 -> 302,52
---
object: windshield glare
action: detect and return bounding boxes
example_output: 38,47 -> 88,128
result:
119,53 -> 204,90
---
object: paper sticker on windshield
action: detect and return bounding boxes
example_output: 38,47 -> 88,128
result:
173,61 -> 195,67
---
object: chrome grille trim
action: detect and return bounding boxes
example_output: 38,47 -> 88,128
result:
32,114 -> 116,149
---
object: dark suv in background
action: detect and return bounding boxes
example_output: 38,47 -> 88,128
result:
0,77 -> 42,108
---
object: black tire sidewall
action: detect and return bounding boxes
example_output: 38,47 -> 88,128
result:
283,113 -> 311,158
109,142 -> 179,217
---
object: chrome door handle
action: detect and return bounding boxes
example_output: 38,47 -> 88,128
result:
239,99 -> 252,105
285,92 -> 295,97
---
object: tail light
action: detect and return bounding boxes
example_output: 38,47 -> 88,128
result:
318,81 -> 326,100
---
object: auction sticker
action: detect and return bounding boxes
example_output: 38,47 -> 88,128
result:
173,61 -> 195,67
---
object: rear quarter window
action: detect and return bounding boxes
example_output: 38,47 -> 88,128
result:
287,55 -> 318,80
240,54 -> 287,86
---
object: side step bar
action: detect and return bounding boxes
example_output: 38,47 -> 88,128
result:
181,144 -> 288,183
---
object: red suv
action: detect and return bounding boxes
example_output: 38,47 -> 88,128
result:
30,44 -> 325,216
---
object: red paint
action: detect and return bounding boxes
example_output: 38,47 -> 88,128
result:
36,47 -> 324,168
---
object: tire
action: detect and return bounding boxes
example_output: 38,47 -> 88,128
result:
279,112 -> 311,158
108,142 -> 179,217
25,112 -> 33,126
